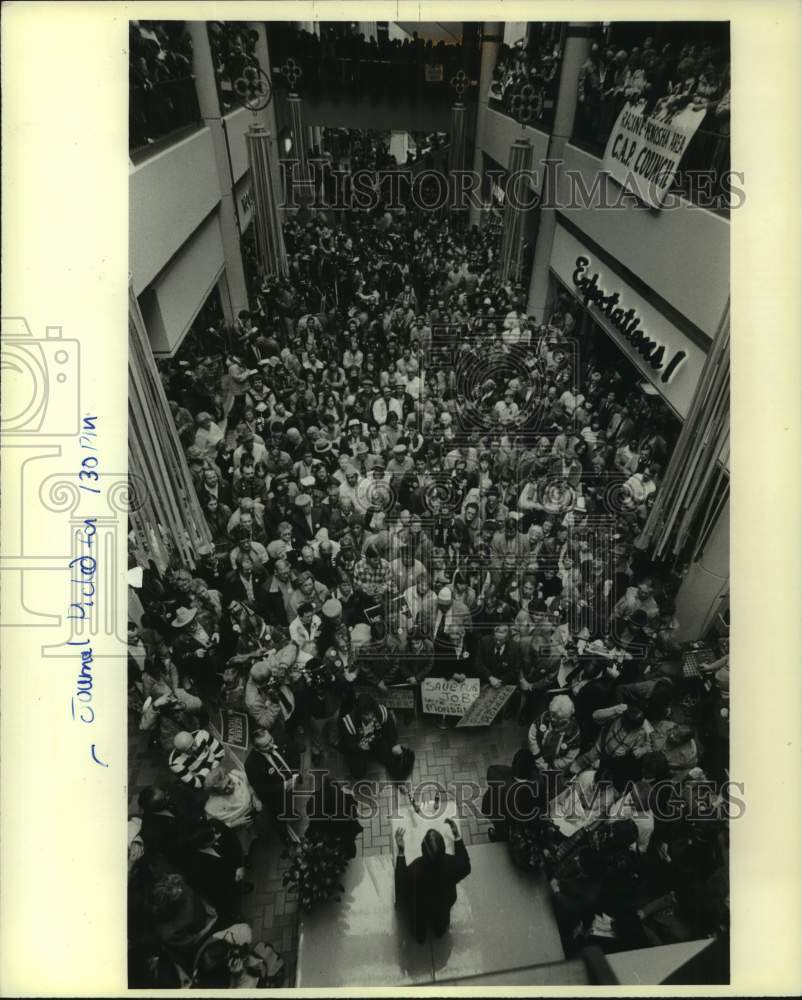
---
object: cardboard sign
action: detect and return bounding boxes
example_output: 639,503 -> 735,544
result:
421,677 -> 480,716
456,684 -> 516,727
355,684 -> 416,711
217,709 -> 250,750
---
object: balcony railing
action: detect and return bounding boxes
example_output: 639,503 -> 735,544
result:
129,75 -> 202,156
571,104 -> 731,215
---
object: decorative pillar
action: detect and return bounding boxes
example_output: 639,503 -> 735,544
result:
499,138 -> 533,283
526,22 -> 595,318
187,22 -> 249,314
128,280 -> 212,572
448,69 -> 469,228
246,123 -> 288,277
469,21 -> 503,227
287,93 -> 308,180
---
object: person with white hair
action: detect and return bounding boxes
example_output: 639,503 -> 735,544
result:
527,694 -> 582,775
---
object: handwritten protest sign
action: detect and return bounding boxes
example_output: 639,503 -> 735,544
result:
216,709 -> 250,750
421,677 -> 480,716
456,684 -> 516,727
602,99 -> 706,209
356,684 -> 416,712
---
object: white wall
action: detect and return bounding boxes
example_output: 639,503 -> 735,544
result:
129,127 -> 221,294
556,143 -> 730,338
140,213 -> 226,356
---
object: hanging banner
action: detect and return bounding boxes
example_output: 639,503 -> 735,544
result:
602,99 -> 707,209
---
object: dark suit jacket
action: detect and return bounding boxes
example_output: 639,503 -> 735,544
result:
179,821 -> 243,923
472,635 -> 522,684
291,505 -> 330,543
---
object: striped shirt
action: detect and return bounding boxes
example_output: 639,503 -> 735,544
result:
168,729 -> 225,788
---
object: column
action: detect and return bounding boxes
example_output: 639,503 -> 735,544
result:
187,21 -> 250,314
526,22 -> 595,318
250,22 -> 285,217
499,139 -> 533,283
246,123 -> 288,278
287,92 -> 312,203
468,21 -> 502,227
128,281 -> 213,572
673,496 -> 729,642
449,101 -> 467,228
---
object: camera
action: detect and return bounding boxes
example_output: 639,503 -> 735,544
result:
1,318 -> 80,435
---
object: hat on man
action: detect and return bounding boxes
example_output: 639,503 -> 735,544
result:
437,586 -> 453,605
266,539 -> 288,560
348,512 -> 364,527
300,475 -> 316,489
348,418 -> 361,428
321,598 -> 343,619
196,411 -> 213,424
294,493 -> 312,508
392,444 -> 407,456
172,606 -> 197,628
314,439 -> 332,454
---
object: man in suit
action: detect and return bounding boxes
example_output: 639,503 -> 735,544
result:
472,624 -> 522,688
244,729 -> 301,842
180,819 -> 253,924
291,492 -> 329,543
394,818 -> 471,943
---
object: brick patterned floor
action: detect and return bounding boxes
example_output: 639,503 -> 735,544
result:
128,706 -> 528,986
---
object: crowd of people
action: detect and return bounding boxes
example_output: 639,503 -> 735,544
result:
129,21 -> 198,151
269,25 -> 471,102
489,40 -> 562,128
128,130 -> 729,981
575,35 -> 731,187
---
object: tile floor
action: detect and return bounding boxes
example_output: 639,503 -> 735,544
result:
128,706 -> 528,986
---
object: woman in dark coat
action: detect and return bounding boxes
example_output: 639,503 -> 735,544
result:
394,818 -> 471,943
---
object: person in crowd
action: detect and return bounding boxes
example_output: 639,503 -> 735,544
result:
338,692 -> 406,779
168,728 -> 225,789
243,729 -> 301,844
394,817 -> 470,943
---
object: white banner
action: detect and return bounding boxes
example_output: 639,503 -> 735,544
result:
602,99 -> 707,209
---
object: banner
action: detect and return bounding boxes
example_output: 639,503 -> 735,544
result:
356,684 -> 416,711
602,99 -> 706,209
456,684 -> 516,727
424,64 -> 444,82
217,709 -> 250,751
421,676 -> 480,716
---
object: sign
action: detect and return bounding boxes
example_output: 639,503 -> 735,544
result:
602,99 -> 706,210
421,676 -> 480,716
549,224 -> 707,420
572,255 -> 686,383
236,177 -> 254,232
217,709 -> 250,751
355,684 -> 416,711
424,64 -> 444,82
456,684 -> 516,727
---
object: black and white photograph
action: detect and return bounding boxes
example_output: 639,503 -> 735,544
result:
2,3 -> 800,997
125,15 -> 735,989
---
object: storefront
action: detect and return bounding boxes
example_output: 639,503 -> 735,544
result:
547,219 -> 712,422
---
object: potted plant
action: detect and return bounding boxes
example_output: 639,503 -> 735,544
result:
282,836 -> 350,912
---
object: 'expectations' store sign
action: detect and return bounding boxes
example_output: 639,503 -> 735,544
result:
550,223 -> 708,419
572,256 -> 686,384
